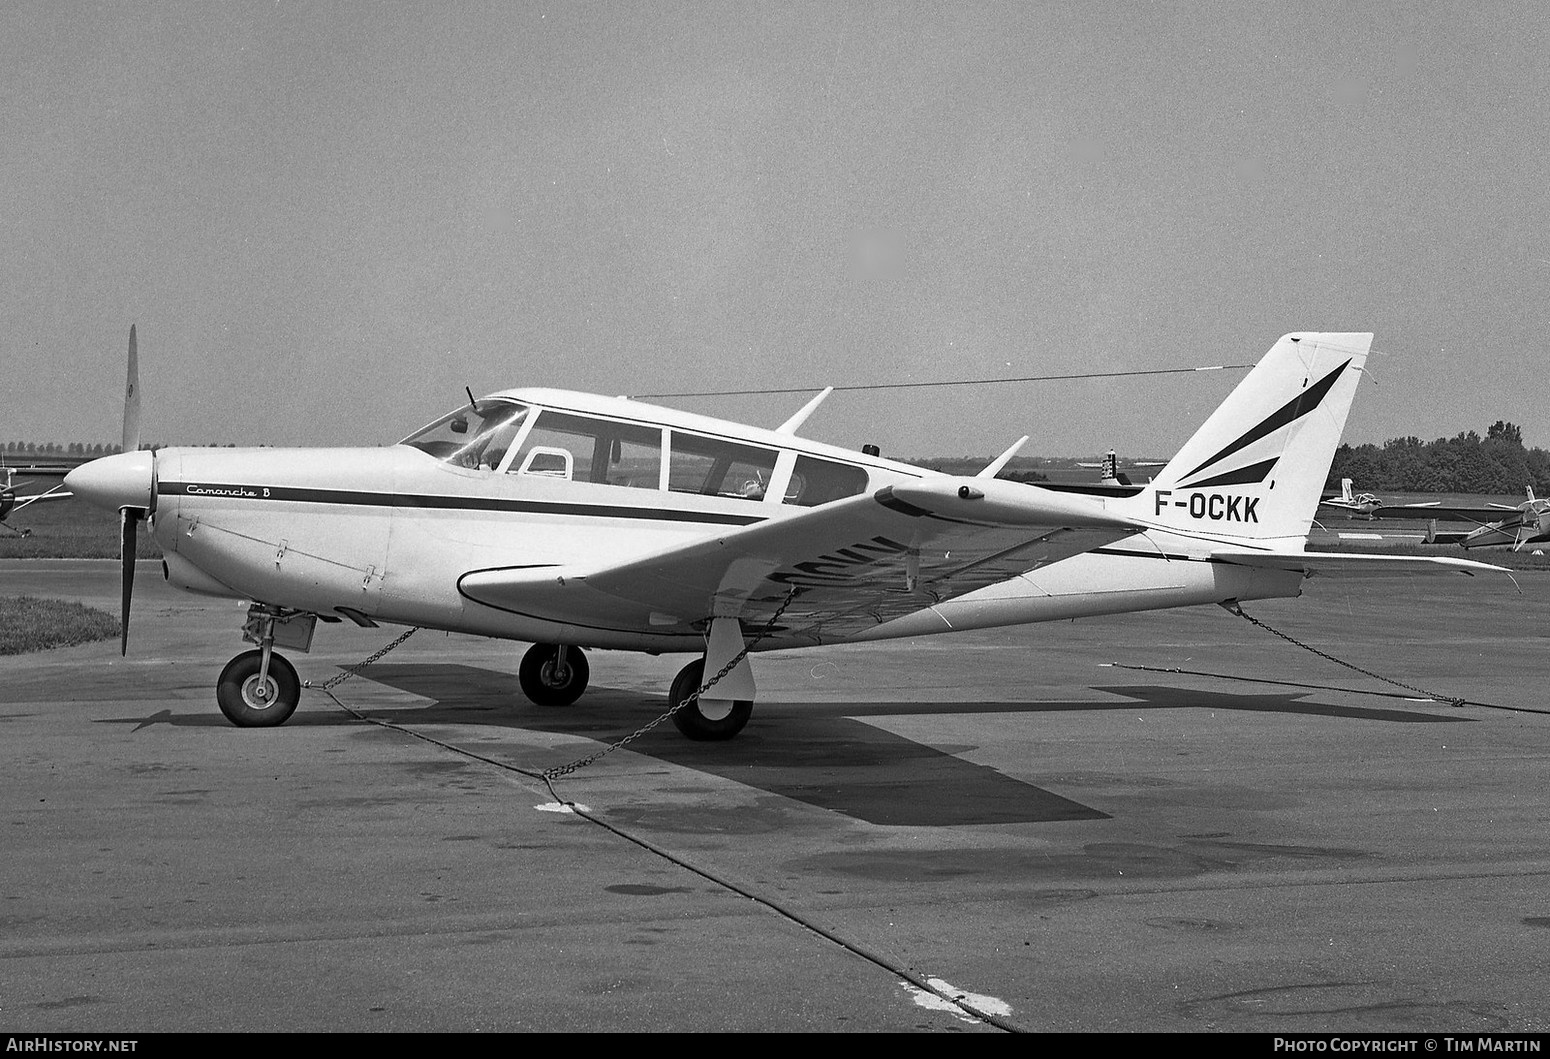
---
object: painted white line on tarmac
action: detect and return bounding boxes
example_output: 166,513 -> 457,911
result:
902,977 -> 1012,1022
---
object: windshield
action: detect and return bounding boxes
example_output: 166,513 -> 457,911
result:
401,400 -> 531,469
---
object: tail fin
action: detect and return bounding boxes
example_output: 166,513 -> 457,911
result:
1124,332 -> 1372,547
1099,450 -> 1133,486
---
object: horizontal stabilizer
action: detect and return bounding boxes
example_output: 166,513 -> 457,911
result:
1211,549 -> 1510,579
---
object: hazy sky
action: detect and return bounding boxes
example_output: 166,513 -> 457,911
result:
4,1 -> 1548,458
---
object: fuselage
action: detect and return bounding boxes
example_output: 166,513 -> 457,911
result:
1460,504 -> 1550,550
129,388 -> 1303,652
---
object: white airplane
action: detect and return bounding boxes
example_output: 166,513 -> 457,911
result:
1320,478 -> 1388,518
1426,487 -> 1550,550
0,465 -> 71,536
66,329 -> 1504,738
1073,450 -> 1166,488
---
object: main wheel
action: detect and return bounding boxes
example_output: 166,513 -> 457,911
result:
668,659 -> 753,741
519,643 -> 589,706
216,650 -> 300,728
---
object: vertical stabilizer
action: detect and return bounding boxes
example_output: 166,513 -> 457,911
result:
1124,332 -> 1371,547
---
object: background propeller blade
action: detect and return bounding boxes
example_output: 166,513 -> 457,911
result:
123,324 -> 141,455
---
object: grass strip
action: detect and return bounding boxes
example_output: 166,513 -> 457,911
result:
0,596 -> 121,655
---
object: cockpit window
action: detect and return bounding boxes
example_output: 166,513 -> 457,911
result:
401,400 -> 531,470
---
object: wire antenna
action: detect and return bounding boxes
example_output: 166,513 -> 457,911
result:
635,363 -> 1253,399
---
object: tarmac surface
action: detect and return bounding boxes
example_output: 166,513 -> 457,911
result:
2,559 -> 1547,1033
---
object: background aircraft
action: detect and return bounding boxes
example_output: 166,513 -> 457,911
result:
1313,478 -> 1479,520
65,329 -> 1503,738
1074,449 -> 1166,487
1317,477 -> 1548,548
0,465 -> 70,537
1319,478 -> 1389,518
1424,487 -> 1550,550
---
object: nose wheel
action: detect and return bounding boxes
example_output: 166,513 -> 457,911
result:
217,649 -> 300,727
519,643 -> 590,706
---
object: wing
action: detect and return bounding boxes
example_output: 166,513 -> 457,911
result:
459,478 -> 1140,644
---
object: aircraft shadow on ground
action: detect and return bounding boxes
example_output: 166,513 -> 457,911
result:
342,663 -> 1473,827
100,664 -> 1471,828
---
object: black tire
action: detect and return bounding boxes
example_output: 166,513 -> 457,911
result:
668,659 -> 753,741
216,650 -> 300,728
519,643 -> 589,706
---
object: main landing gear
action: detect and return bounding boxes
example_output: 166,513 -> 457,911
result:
514,641 -> 755,741
518,643 -> 590,706
668,658 -> 752,741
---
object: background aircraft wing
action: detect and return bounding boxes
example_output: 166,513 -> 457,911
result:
10,489 -> 72,513
1368,504 -> 1513,524
459,479 -> 1139,643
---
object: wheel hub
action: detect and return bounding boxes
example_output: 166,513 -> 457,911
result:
697,697 -> 735,721
242,675 -> 279,710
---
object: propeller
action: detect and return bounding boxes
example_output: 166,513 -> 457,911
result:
120,324 -> 146,654
120,509 -> 138,655
124,323 -> 141,454
62,324 -> 155,654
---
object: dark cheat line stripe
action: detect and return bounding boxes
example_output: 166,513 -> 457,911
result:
160,482 -> 765,526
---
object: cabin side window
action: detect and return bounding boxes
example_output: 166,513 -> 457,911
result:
783,455 -> 871,506
509,411 -> 664,488
668,433 -> 778,501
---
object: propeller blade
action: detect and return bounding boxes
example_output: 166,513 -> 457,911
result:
123,324 -> 142,455
120,509 -> 138,656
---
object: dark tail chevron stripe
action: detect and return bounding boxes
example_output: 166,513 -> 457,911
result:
1176,357 -> 1351,489
1178,457 -> 1280,490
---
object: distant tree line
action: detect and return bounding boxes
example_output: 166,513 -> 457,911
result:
913,456 -> 1050,482
5,441 -> 121,456
1329,421 -> 1550,494
4,442 -> 246,456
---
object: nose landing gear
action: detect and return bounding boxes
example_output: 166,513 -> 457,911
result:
215,605 -> 314,727
217,649 -> 300,727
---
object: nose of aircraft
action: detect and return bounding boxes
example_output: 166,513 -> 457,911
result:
65,450 -> 155,512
